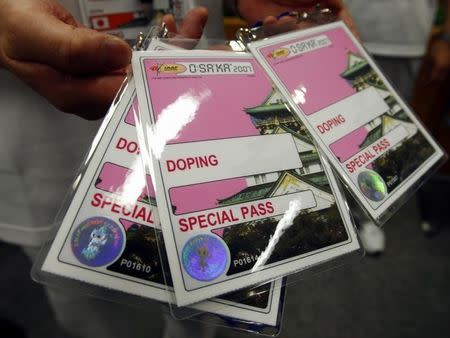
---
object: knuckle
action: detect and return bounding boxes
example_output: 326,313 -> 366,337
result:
2,13 -> 23,58
57,10 -> 77,26
58,26 -> 84,69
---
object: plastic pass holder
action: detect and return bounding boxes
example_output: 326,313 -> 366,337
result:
29,24 -> 286,337
237,6 -> 447,225
131,12 -> 361,333
133,25 -> 290,335
235,3 -> 335,47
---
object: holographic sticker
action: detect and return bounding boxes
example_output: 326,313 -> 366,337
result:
357,170 -> 387,202
182,234 -> 229,282
71,217 -> 125,267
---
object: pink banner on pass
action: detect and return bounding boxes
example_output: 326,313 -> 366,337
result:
169,178 -> 249,215
261,28 -> 358,115
96,162 -> 155,202
144,57 -> 275,212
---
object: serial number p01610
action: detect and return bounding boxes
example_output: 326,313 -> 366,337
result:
119,259 -> 152,273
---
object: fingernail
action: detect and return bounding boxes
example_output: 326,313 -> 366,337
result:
102,36 -> 131,69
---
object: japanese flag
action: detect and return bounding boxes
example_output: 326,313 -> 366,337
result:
91,16 -> 110,30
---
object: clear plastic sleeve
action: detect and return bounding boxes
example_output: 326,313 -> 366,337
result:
31,27 -> 287,335
31,4 -> 447,334
131,34 -> 362,321
245,20 -> 447,225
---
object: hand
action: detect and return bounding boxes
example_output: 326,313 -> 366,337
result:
237,0 -> 359,38
0,1 -> 208,119
163,7 -> 208,40
0,0 -> 131,119
161,7 -> 209,49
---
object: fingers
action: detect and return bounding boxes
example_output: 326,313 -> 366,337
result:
177,7 -> 208,40
262,16 -> 278,26
163,7 -> 208,40
237,0 -> 360,40
8,58 -> 126,119
162,14 -> 177,35
3,10 -> 131,75
261,16 -> 300,37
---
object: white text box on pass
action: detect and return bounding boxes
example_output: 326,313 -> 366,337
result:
308,87 -> 389,145
175,190 -> 317,235
161,134 -> 302,187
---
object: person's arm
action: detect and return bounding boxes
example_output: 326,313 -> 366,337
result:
235,0 -> 358,37
0,0 -> 207,119
0,0 -> 131,119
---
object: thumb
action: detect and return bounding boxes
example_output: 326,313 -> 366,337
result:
5,11 -> 131,75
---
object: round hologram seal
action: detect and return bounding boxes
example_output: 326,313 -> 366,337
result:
181,234 -> 229,282
357,170 -> 388,202
71,217 -> 125,267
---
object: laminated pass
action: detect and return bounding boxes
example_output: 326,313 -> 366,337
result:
39,39 -> 284,327
248,21 -> 446,224
132,50 -> 360,306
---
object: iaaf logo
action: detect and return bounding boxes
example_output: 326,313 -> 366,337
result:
267,48 -> 290,59
150,63 -> 186,75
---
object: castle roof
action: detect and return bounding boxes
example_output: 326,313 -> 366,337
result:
273,124 -> 313,145
217,182 -> 274,206
217,170 -> 331,206
359,114 -> 414,149
245,102 -> 290,116
340,52 -> 370,79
